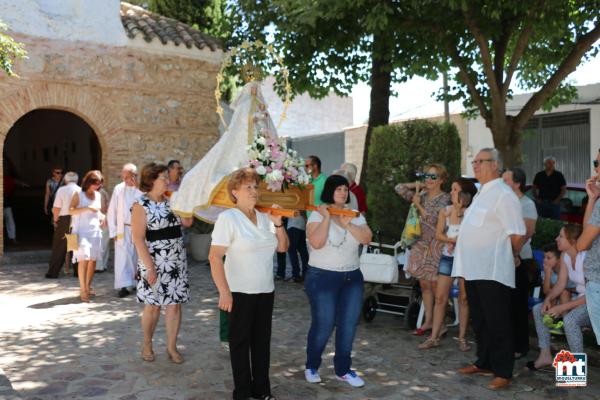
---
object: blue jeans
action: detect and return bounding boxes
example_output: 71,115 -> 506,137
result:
287,227 -> 309,278
586,281 -> 600,345
304,266 -> 364,376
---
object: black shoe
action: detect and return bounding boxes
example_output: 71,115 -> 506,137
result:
293,276 -> 303,283
118,288 -> 130,298
252,395 -> 276,400
95,268 -> 106,273
44,273 -> 58,279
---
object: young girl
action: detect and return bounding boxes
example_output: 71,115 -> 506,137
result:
528,224 -> 589,370
418,178 -> 477,351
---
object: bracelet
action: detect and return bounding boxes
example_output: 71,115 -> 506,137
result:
274,223 -> 284,228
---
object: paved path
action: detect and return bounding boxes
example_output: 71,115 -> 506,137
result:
1,260 -> 599,399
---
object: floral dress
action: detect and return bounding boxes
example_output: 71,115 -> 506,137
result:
397,185 -> 450,280
136,194 -> 189,305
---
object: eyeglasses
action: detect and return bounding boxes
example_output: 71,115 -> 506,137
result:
471,159 -> 495,165
425,173 -> 438,180
594,160 -> 599,168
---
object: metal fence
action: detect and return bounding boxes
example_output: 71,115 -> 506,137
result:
521,110 -> 590,184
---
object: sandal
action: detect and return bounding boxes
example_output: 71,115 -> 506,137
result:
89,287 -> 96,297
141,349 -> 155,362
80,290 -> 90,303
167,350 -> 184,364
458,338 -> 471,352
418,337 -> 440,349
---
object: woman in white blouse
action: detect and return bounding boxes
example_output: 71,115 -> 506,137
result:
209,167 -> 288,400
304,175 -> 372,388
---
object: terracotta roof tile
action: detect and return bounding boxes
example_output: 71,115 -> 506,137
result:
120,2 -> 222,51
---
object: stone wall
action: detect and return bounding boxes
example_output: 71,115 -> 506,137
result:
0,34 -> 222,256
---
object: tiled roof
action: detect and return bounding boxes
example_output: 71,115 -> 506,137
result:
120,2 -> 222,52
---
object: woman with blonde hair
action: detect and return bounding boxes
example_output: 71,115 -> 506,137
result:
69,170 -> 104,302
395,163 -> 451,335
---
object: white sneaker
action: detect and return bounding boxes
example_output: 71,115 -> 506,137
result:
336,370 -> 364,387
304,368 -> 321,383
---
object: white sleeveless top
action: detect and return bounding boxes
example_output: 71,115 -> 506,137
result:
562,251 -> 587,297
442,206 -> 461,257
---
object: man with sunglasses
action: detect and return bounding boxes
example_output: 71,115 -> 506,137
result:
532,156 -> 566,220
44,167 -> 64,220
107,163 -> 143,298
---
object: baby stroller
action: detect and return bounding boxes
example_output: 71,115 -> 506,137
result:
361,236 -> 421,329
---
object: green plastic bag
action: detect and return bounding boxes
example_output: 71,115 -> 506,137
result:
400,204 -> 421,248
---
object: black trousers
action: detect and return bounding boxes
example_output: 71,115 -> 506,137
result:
511,262 -> 532,355
46,216 -> 75,278
465,280 -> 514,379
229,292 -> 274,400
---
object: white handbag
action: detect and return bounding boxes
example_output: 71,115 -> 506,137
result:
359,247 -> 399,284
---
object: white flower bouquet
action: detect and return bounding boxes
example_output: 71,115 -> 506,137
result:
247,134 -> 310,192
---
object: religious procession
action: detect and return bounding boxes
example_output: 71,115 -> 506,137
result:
1,1 -> 600,400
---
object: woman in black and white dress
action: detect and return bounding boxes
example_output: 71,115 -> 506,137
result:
131,163 -> 192,364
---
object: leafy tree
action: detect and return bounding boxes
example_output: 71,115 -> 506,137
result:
235,0 -> 438,189
414,0 -> 600,167
0,20 -> 27,76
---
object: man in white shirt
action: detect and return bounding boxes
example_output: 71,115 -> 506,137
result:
46,172 -> 80,278
107,163 -> 143,298
453,148 -> 525,390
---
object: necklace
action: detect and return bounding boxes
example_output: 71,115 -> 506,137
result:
328,229 -> 347,249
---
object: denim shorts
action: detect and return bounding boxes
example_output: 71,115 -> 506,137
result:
438,255 -> 454,277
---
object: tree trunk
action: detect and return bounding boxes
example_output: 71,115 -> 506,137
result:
358,33 -> 391,191
491,117 -> 523,168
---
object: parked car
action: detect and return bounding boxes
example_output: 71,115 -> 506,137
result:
524,183 -> 587,224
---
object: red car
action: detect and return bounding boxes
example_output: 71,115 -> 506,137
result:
524,184 -> 587,224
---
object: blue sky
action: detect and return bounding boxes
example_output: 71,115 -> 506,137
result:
351,52 -> 600,126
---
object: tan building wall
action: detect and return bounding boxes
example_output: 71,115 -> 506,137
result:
344,113 -> 469,182
0,35 -> 222,256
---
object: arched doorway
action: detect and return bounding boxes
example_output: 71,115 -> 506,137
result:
3,109 -> 101,251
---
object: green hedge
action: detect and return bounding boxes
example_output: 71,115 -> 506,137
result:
531,218 -> 565,250
365,120 -> 461,242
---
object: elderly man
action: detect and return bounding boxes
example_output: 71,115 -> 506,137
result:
46,171 -> 80,279
533,156 -> 566,219
453,148 -> 525,390
340,162 -> 367,214
107,163 -> 143,298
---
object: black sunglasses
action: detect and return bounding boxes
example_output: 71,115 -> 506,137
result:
594,160 -> 599,168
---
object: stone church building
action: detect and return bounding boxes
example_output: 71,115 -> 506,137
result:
0,0 -> 223,256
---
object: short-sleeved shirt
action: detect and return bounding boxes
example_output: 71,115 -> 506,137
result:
519,195 -> 538,259
53,183 -> 81,216
211,208 -> 277,294
307,211 -> 367,272
584,200 -> 600,284
452,178 -> 526,288
311,174 -> 327,206
533,170 -> 566,201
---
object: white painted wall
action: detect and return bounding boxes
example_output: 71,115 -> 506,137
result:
466,83 -> 600,176
261,76 -> 353,137
0,0 -> 127,46
0,0 -> 223,63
